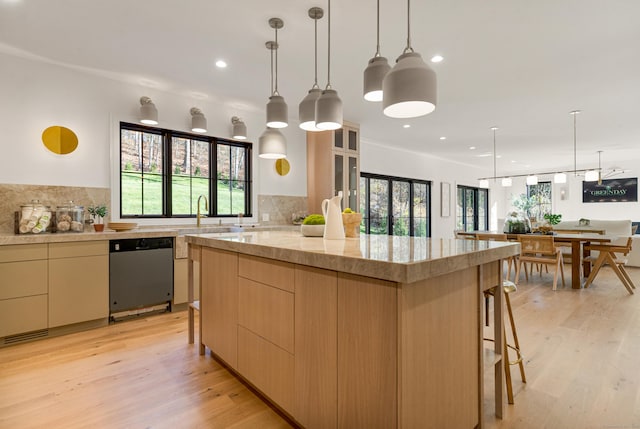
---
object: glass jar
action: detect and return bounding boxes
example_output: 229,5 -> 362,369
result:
503,211 -> 531,234
56,201 -> 85,232
18,199 -> 52,234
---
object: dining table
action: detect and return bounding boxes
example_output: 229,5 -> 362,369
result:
458,231 -> 613,289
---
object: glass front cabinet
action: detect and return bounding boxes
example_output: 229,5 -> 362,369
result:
306,121 -> 360,214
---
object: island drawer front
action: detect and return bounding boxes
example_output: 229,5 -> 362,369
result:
49,241 -> 108,259
0,244 -> 47,263
238,254 -> 294,293
238,277 -> 294,353
0,260 -> 48,300
237,325 -> 294,415
0,295 -> 48,337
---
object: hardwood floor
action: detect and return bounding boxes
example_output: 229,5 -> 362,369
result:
0,265 -> 638,429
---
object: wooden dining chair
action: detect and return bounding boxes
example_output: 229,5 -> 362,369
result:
515,235 -> 565,290
475,233 -> 517,281
583,237 -> 635,294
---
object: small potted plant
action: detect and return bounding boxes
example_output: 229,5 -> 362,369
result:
87,204 -> 108,232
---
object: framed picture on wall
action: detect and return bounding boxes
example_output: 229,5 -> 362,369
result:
583,177 -> 638,203
441,182 -> 451,217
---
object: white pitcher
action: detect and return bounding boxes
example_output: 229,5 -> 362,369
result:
322,191 -> 345,240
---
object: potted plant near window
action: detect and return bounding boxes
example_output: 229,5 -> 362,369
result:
88,204 -> 108,232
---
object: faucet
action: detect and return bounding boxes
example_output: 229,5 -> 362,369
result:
197,195 -> 208,227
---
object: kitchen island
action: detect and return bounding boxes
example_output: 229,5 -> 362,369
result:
185,230 -> 519,429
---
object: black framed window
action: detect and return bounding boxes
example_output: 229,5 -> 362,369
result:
359,173 -> 431,237
456,185 -> 488,232
120,122 -> 252,218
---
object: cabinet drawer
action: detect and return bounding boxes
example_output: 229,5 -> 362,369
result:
0,244 -> 47,263
238,254 -> 294,292
0,260 -> 48,299
49,241 -> 108,259
0,295 -> 48,337
238,277 -> 294,353
238,326 -> 294,414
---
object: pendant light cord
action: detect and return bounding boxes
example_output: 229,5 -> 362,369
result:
375,0 -> 381,56
326,0 -> 332,89
573,111 -> 577,176
269,44 -> 274,95
404,0 -> 414,53
314,11 -> 319,88
274,27 -> 280,95
493,128 -> 497,181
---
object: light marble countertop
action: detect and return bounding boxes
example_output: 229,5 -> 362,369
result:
186,230 -> 520,284
0,224 -> 297,249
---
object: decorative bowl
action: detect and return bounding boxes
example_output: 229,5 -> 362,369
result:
107,222 -> 138,232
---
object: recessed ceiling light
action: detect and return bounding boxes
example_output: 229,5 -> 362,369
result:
403,124 -> 411,128
469,146 -> 476,150
431,55 -> 444,63
215,60 -> 228,68
496,155 -> 502,159
439,136 -> 446,140
511,160 -> 517,163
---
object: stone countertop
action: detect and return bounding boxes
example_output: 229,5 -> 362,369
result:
0,224 -> 297,248
186,230 -> 520,284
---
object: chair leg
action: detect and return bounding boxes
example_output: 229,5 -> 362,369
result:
188,306 -> 195,344
619,264 -> 636,290
584,254 -> 607,288
607,254 -> 635,294
503,327 -> 514,405
552,261 -> 558,291
559,256 -> 565,287
505,293 -> 526,383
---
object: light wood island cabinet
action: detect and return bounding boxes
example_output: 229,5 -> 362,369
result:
190,231 -> 518,428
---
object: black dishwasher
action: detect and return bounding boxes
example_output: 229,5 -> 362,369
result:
109,237 -> 174,319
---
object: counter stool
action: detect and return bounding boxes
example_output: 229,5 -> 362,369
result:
188,245 -> 205,355
484,280 -> 526,404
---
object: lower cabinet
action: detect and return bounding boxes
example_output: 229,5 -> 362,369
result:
48,241 -> 109,328
0,244 -> 48,338
200,251 -> 399,429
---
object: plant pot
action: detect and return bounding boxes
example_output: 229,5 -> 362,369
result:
342,212 -> 363,238
94,224 -> 105,232
301,224 -> 324,237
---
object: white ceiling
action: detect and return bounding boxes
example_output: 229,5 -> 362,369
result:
1,0 -> 639,178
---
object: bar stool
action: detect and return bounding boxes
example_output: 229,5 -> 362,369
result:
484,280 -> 526,404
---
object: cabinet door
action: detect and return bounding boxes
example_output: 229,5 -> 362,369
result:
201,247 -> 238,368
347,155 -> 359,211
295,266 -> 338,429
334,152 -> 344,202
49,255 -> 109,327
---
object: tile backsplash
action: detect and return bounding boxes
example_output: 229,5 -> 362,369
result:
0,184 -> 307,234
0,184 -> 110,234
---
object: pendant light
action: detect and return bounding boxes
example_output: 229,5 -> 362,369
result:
554,172 -> 567,184
382,0 -> 437,118
363,0 -> 390,102
139,96 -> 158,125
526,175 -> 539,185
299,7 -> 323,131
266,18 -> 288,129
315,0 -> 343,131
231,116 -> 247,140
585,151 -> 602,182
190,108 -> 207,133
259,41 -> 286,159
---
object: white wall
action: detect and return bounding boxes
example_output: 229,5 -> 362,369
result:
0,52 -> 307,204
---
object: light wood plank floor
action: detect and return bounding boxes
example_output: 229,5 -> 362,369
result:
1,265 -> 638,429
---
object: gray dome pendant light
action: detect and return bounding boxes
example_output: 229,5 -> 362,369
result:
363,0 -> 391,102
259,40 -> 287,159
315,0 -> 343,131
231,116 -> 247,140
382,0 -> 437,118
190,107 -> 207,133
299,7 -> 324,132
139,96 -> 158,125
266,18 -> 288,129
